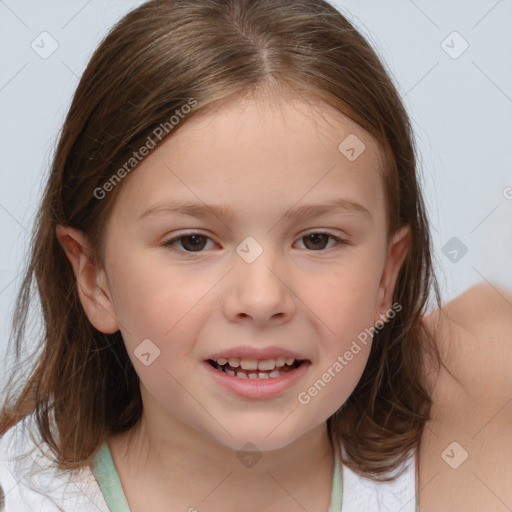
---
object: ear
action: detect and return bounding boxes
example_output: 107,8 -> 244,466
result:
374,224 -> 411,324
55,225 -> 119,334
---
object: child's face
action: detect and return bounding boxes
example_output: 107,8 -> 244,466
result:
88,95 -> 409,451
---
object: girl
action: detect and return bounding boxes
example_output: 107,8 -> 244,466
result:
1,0 -> 511,511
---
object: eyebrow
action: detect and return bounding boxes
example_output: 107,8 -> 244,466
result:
137,197 -> 372,222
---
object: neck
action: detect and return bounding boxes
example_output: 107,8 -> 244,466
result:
108,397 -> 336,511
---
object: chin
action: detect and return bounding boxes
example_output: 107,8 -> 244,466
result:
206,424 -> 306,454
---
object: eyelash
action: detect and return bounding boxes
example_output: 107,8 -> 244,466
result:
162,231 -> 348,254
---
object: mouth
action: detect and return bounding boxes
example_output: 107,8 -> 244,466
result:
206,357 -> 306,379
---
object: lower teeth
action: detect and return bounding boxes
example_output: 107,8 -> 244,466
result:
219,363 -> 297,379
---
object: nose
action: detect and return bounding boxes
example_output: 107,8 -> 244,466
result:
221,246 -> 296,327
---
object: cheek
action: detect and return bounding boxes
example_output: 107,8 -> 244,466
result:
304,263 -> 381,335
295,265 -> 379,411
107,255 -> 221,390
296,341 -> 372,430
297,325 -> 373,421
108,252 -> 206,338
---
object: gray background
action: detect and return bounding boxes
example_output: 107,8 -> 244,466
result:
1,0 -> 511,391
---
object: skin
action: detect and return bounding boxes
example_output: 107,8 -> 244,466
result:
56,93 -> 412,512
418,284 -> 512,512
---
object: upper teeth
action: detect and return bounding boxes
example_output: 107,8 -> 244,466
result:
214,357 -> 296,370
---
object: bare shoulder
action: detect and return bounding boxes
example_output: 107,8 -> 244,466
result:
438,281 -> 512,331
418,284 -> 512,511
421,281 -> 512,405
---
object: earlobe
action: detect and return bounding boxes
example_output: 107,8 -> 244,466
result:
55,225 -> 120,334
375,224 -> 411,323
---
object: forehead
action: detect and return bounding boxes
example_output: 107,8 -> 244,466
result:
110,95 -> 387,226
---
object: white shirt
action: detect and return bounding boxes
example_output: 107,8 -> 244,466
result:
0,413 -> 109,512
1,412 -> 418,511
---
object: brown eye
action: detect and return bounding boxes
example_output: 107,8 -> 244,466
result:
297,232 -> 345,251
164,234 -> 212,252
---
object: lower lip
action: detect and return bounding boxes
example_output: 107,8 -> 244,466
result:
202,360 -> 311,399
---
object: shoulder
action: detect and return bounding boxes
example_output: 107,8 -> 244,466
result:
418,283 -> 512,511
0,413 -> 109,512
436,281 -> 512,333
422,281 -> 512,406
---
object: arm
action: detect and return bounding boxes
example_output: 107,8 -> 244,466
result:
427,282 -> 512,407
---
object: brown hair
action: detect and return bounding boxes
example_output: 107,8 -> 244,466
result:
0,0 -> 444,482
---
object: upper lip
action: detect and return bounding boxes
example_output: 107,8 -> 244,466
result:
206,345 -> 310,361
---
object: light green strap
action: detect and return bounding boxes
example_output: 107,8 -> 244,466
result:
92,441 -> 132,512
91,440 -> 343,512
415,449 -> 420,512
329,448 -> 343,511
